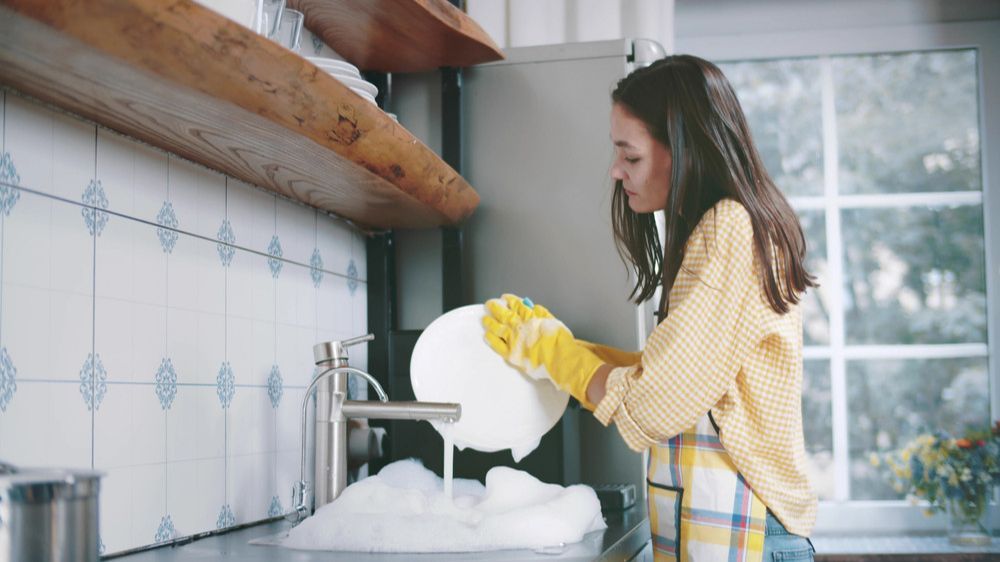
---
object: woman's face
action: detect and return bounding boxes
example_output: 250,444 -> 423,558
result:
610,103 -> 672,213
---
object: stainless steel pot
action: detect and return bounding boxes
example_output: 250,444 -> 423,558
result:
0,462 -> 102,562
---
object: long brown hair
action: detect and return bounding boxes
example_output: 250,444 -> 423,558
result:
611,54 -> 817,318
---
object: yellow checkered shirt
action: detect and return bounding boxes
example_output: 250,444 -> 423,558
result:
594,198 -> 818,537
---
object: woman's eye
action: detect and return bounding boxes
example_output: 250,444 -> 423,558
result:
625,157 -> 640,164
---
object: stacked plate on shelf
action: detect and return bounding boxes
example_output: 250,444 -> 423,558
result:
306,57 -> 378,105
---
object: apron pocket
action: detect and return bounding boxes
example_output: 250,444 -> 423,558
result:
647,481 -> 683,561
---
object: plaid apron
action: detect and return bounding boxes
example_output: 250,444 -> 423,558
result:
646,412 -> 767,562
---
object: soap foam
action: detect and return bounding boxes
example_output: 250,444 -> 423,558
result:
281,459 -> 606,553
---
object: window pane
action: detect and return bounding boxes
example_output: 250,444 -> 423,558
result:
842,205 -> 987,345
802,359 -> 833,500
799,210 -> 829,345
834,50 -> 981,194
847,357 -> 990,500
721,59 -> 824,197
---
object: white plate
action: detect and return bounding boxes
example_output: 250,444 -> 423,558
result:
410,305 -> 569,457
320,67 -> 362,81
306,56 -> 359,74
331,75 -> 377,97
312,61 -> 360,74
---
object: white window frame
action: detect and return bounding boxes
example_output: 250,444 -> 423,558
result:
679,20 -> 999,534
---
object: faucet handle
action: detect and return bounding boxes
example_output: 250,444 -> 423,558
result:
342,334 -> 375,348
313,334 -> 374,365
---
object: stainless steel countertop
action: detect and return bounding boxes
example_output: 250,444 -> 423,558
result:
108,506 -> 650,562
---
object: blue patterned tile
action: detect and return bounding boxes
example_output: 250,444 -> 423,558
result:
347,259 -> 359,295
155,201 -> 179,254
267,365 -> 283,408
267,495 -> 283,518
309,248 -> 323,288
216,504 -> 235,529
216,361 -> 234,409
154,514 -> 174,544
81,179 -> 109,236
0,346 -> 17,412
311,33 -> 323,55
0,152 -> 21,216
79,353 -> 107,411
216,218 -> 235,267
267,235 -> 283,278
154,358 -> 177,410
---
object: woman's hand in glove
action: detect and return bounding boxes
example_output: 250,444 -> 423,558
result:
482,293 -> 605,409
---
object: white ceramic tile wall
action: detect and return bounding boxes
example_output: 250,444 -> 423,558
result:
0,91 -> 368,556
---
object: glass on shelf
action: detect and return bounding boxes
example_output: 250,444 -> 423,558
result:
259,0 -> 286,38
271,8 -> 304,51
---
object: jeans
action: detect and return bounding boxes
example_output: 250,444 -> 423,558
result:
762,510 -> 816,561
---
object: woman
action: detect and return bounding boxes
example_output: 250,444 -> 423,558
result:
482,55 -> 818,561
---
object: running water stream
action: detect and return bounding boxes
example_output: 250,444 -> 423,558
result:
442,421 -> 455,501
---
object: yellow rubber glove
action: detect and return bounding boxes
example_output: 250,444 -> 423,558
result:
495,301 -> 641,367
482,294 -> 605,410
578,340 -> 642,368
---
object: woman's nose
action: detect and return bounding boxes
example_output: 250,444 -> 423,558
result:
610,165 -> 625,181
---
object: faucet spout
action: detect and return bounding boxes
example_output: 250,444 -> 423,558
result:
341,400 -> 461,423
288,361 -> 461,524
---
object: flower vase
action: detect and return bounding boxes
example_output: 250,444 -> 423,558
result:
947,497 -> 991,547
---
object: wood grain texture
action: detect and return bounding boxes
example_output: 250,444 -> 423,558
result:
0,0 -> 480,229
289,0 -> 504,72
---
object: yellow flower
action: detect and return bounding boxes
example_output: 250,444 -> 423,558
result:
901,449 -> 912,462
869,453 -> 881,467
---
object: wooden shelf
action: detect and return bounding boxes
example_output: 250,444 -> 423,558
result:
289,0 -> 505,72
0,0 -> 482,229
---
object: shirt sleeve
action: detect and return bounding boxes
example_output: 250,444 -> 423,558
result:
593,203 -> 766,451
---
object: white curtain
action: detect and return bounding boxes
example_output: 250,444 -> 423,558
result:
467,0 -> 675,53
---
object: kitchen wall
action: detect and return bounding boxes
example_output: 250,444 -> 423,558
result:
0,90 -> 368,555
467,0 -> 674,52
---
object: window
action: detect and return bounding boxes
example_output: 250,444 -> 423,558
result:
719,49 -> 991,508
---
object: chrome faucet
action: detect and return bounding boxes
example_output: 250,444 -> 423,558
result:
287,334 -> 461,522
